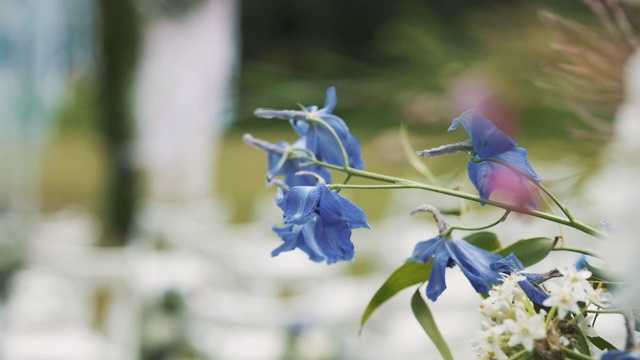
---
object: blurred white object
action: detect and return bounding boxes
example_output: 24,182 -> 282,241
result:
0,269 -> 111,360
134,0 -> 238,201
589,49 -> 640,308
0,0 -> 93,295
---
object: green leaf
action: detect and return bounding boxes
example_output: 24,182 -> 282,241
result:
360,261 -> 432,333
588,336 -> 617,351
583,261 -> 618,291
411,289 -> 454,360
573,322 -> 591,356
463,231 -> 501,252
497,237 -> 555,267
399,123 -> 438,184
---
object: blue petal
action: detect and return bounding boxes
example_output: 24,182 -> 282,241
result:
467,153 -> 539,208
312,114 -> 364,169
321,86 -> 337,114
492,148 -> 542,182
448,110 -> 517,159
447,238 -> 501,294
601,350 -> 640,360
490,253 -> 525,273
517,280 -> 549,305
408,237 -> 444,263
267,141 -> 332,187
277,186 -> 321,224
316,185 -> 370,229
313,220 -> 355,264
272,220 -> 326,262
425,242 -> 451,301
343,133 -> 365,170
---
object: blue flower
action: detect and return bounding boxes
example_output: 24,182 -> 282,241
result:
449,110 -> 542,208
272,183 -> 370,264
408,234 -> 502,301
601,350 -> 640,360
267,138 -> 332,188
490,253 -> 553,305
254,87 -> 364,170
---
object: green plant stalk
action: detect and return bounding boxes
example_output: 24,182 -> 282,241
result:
306,115 -> 350,170
551,247 -> 602,258
449,210 -> 510,232
561,347 -> 596,360
478,158 -> 575,222
546,306 -> 558,328
313,161 -> 605,238
275,116 -> 604,239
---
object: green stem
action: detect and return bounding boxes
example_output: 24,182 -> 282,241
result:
508,349 -> 529,360
450,210 -> 510,232
546,306 -> 558,328
551,247 -> 602,258
585,309 -> 622,314
479,158 -> 574,222
306,115 -> 350,170
297,155 -> 604,238
561,348 -> 596,360
324,181 -> 604,239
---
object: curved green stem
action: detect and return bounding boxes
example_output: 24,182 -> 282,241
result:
322,181 -> 604,239
478,158 -> 575,222
306,115 -> 350,170
508,349 -> 528,360
561,348 -> 596,360
546,306 -> 558,328
449,210 -> 510,232
585,309 -> 622,314
290,154 -> 605,239
551,247 -> 602,258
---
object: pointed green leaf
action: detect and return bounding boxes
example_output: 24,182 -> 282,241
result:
588,336 -> 617,351
497,237 -> 555,267
399,123 -> 438,183
583,261 -> 618,291
463,231 -> 501,252
360,261 -> 432,333
411,289 -> 454,360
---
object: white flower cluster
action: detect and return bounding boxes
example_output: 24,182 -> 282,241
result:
542,267 -> 609,318
473,267 -> 608,359
473,273 -> 547,359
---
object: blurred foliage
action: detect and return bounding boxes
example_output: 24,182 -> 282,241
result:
48,0 -> 611,223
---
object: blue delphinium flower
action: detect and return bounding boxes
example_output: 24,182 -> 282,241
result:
254,87 -> 364,170
448,110 -> 542,208
407,205 -> 502,301
267,138 -> 332,187
243,133 -> 331,187
601,350 -> 640,360
490,253 -> 557,305
272,183 -> 370,264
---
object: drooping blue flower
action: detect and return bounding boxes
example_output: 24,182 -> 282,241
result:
601,350 -> 640,360
272,183 -> 370,264
267,138 -> 332,188
408,234 -> 502,301
449,110 -> 542,208
490,253 -> 554,305
254,87 -> 364,170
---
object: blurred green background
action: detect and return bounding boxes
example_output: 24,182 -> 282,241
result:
45,0 -> 607,225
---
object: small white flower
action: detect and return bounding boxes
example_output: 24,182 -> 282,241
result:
561,267 -> 591,286
543,267 -> 599,318
576,315 -> 598,338
472,325 -> 508,360
542,282 -> 582,318
503,309 -> 547,352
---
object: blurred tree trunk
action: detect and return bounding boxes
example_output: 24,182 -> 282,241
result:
96,0 -> 139,247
